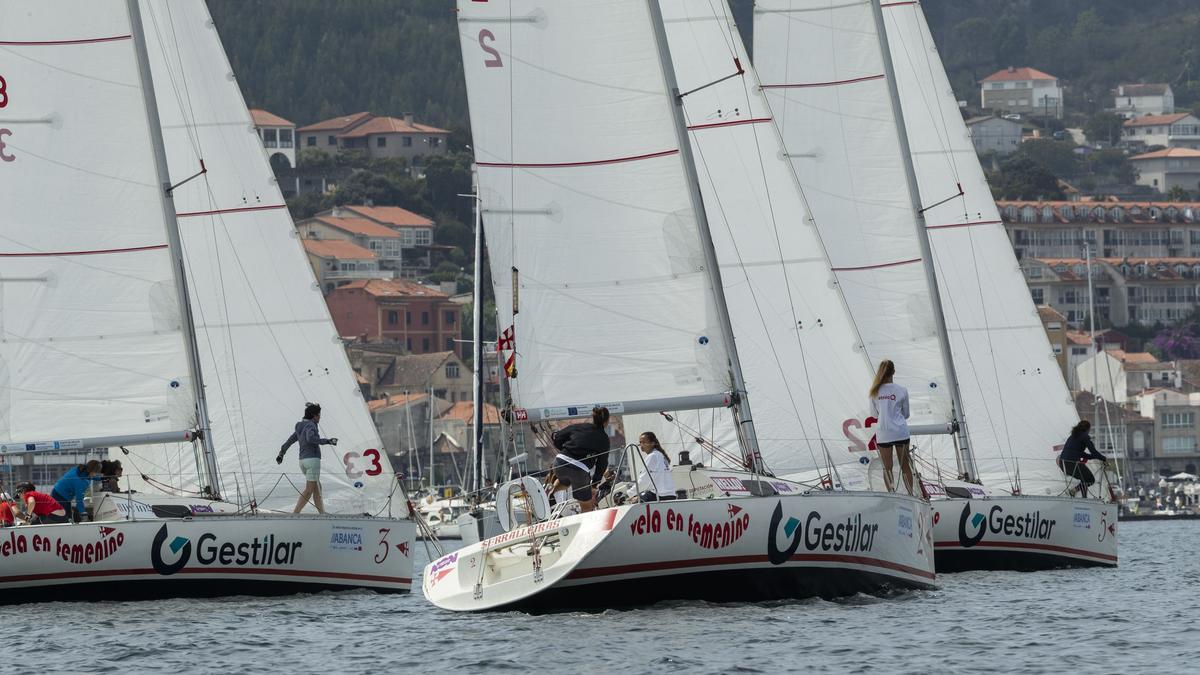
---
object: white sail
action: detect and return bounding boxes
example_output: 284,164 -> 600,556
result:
134,0 -> 394,512
0,2 -> 197,449
456,0 -> 734,415
649,0 -> 876,479
753,0 -> 953,433
881,2 -> 1073,494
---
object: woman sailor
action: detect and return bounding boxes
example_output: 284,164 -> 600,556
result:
634,432 -> 675,502
869,359 -> 914,496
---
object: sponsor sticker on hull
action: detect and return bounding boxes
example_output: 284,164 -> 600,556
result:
957,503 -> 1056,548
150,524 -> 304,576
0,526 -> 126,565
330,525 -> 365,552
627,503 -> 751,550
768,502 -> 879,565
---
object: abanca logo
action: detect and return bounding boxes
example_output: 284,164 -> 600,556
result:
151,524 -> 191,575
957,504 -> 987,548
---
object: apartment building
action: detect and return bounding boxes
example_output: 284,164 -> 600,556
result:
980,67 -> 1063,118
1122,113 -> 1200,150
1111,83 -> 1175,119
250,108 -> 296,168
297,112 -> 450,162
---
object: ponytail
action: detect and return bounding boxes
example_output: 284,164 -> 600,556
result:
870,359 -> 896,398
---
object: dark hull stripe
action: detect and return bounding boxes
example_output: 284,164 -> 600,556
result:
568,551 -> 935,582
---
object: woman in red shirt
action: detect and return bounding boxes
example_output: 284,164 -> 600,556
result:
0,493 -> 17,527
14,483 -> 68,524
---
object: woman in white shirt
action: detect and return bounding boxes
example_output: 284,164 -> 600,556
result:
869,359 -> 913,496
636,432 -> 676,502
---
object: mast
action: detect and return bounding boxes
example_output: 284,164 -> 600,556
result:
126,0 -> 222,498
1086,242 -> 1099,430
646,0 -> 763,473
471,180 -> 485,493
869,0 -> 976,479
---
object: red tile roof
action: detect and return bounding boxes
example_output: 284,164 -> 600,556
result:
343,205 -> 434,228
368,392 -> 429,412
338,116 -> 450,138
297,111 -> 373,133
301,239 -> 376,260
1124,113 -> 1192,128
310,215 -> 401,238
1130,147 -> 1200,161
338,278 -> 450,298
249,108 -> 294,127
438,401 -> 501,425
982,67 -> 1057,82
1065,331 -> 1094,346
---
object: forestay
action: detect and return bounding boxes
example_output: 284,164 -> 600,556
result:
455,0 -> 734,416
132,0 -> 394,512
882,2 -> 1073,494
646,0 -> 876,479
0,2 -> 196,451
753,0 -> 953,433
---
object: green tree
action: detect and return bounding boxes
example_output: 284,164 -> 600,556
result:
992,155 -> 1065,200
1167,185 -> 1192,201
1083,112 -> 1125,146
991,14 -> 1027,66
1014,139 -> 1081,179
954,17 -> 993,84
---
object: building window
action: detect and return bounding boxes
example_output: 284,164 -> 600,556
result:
1163,436 -> 1196,454
262,128 -> 278,148
446,363 -> 460,378
406,311 -> 412,326
422,337 -> 430,351
387,310 -> 398,326
1163,412 -> 1194,429
1133,431 -> 1145,451
280,129 -> 294,148
377,136 -> 387,148
444,311 -> 456,325
415,229 -> 432,246
422,311 -> 430,325
403,136 -> 413,147
1052,344 -> 1063,354
328,135 -> 337,146
1031,288 -> 1044,304
306,136 -> 316,147
406,337 -> 413,351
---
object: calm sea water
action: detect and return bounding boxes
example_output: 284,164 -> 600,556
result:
7,520 -> 1197,674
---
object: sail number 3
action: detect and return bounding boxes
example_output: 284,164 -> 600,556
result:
0,74 -> 13,163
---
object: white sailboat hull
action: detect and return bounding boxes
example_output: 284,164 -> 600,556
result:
932,496 -> 1118,571
0,514 -> 415,605
424,492 -> 935,612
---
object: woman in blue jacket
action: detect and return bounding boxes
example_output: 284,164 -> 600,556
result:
51,460 -> 103,522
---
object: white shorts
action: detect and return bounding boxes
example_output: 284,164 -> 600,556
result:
299,458 -> 321,482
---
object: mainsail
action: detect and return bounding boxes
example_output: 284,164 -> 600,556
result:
134,0 -> 394,512
0,2 -> 196,451
756,0 -> 1075,494
881,2 -> 1074,494
651,0 -> 877,479
753,0 -> 954,436
456,1 -> 736,421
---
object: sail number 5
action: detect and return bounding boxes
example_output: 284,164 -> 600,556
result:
479,29 -> 503,68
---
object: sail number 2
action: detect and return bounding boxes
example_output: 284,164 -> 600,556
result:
479,30 -> 503,68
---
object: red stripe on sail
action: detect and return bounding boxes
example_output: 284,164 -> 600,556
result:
927,219 -> 1002,230
477,149 -> 679,169
687,117 -> 773,131
0,35 -> 132,46
761,74 -> 885,90
881,1 -> 918,8
0,244 -> 167,258
831,257 -> 922,272
176,204 -> 287,218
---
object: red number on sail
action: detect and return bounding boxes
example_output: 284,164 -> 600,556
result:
363,448 -> 383,476
0,75 -> 8,108
0,129 -> 13,162
479,29 -> 503,68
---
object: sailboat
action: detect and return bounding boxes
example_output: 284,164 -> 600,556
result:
0,0 -> 415,603
423,0 -> 934,612
754,0 -> 1116,570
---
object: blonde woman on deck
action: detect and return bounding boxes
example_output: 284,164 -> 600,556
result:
870,359 -> 914,496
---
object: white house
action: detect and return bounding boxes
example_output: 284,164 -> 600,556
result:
965,115 -> 1024,155
1122,113 -> 1200,150
1111,83 -> 1175,119
1130,147 -> 1200,194
249,108 -> 296,168
980,67 -> 1063,119
1076,350 -> 1179,403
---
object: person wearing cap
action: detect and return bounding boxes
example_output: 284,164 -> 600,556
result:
278,402 -> 338,514
14,483 -> 69,524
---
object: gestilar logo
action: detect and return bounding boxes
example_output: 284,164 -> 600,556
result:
957,504 -> 987,548
958,503 -> 1057,548
767,501 -> 879,565
151,524 -> 191,575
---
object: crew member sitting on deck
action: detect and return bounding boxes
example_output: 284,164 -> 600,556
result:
551,407 -> 611,513
0,493 -> 20,527
14,483 -> 69,524
1058,420 -> 1108,498
52,460 -> 102,523
634,431 -> 676,502
98,459 -> 125,493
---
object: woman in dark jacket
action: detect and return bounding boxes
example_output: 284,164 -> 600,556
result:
1058,420 -> 1108,498
550,407 -> 611,512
